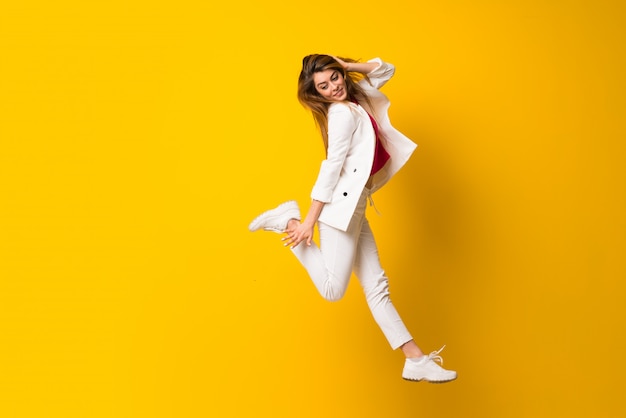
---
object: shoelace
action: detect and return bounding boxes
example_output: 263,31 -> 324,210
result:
426,345 -> 447,365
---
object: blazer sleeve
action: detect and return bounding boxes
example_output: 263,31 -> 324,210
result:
365,57 -> 395,90
310,103 -> 357,203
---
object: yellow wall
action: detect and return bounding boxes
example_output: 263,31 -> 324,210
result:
1,1 -> 625,417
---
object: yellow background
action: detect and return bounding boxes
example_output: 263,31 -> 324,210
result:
1,1 -> 625,417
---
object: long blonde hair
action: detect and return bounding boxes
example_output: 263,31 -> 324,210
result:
297,54 -> 374,153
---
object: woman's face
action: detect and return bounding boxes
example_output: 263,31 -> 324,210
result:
313,69 -> 347,101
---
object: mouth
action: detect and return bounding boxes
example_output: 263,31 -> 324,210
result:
333,88 -> 344,98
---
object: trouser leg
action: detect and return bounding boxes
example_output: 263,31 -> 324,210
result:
290,192 -> 368,302
290,189 -> 413,349
289,226 -> 355,301
353,219 -> 413,350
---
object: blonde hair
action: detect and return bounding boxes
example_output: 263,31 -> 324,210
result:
297,54 -> 374,153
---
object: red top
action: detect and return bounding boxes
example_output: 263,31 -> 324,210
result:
351,98 -> 390,175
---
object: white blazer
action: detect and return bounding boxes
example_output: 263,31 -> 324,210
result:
310,57 -> 418,231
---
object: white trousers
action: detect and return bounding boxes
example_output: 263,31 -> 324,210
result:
291,188 -> 413,350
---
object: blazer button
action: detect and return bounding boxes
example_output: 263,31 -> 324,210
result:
343,192 -> 348,196
353,169 -> 357,172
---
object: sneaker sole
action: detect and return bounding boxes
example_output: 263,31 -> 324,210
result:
402,376 -> 457,383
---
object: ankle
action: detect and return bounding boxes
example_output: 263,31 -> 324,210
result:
405,352 -> 424,359
401,340 -> 424,359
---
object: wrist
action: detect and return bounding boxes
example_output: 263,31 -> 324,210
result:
302,218 -> 316,228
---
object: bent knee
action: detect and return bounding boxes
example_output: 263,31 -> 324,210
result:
321,289 -> 346,302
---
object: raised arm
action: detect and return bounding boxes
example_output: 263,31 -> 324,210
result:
332,56 -> 379,74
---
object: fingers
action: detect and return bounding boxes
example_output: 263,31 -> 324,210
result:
281,231 -> 312,249
281,232 -> 301,249
281,234 -> 292,247
331,55 -> 346,67
281,225 -> 314,249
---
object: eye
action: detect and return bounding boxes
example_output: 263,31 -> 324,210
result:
331,73 -> 338,81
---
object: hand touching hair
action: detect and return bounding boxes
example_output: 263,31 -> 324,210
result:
297,54 -> 372,152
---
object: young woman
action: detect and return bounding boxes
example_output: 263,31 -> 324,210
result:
249,55 -> 456,382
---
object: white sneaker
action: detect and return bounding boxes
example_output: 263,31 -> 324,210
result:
248,201 -> 301,233
402,345 -> 457,383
